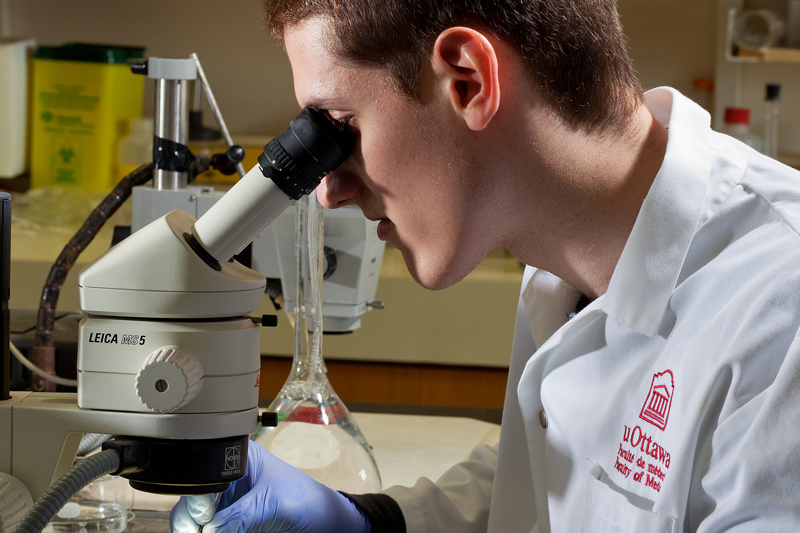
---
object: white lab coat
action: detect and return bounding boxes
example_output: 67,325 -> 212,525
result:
384,88 -> 800,532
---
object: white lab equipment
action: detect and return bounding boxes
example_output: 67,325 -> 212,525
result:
0,38 -> 36,178
722,107 -> 762,152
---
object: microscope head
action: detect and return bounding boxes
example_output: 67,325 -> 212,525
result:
77,106 -> 355,495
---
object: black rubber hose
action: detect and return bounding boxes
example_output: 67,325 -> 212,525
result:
13,449 -> 121,533
30,155 -> 217,392
31,164 -> 156,391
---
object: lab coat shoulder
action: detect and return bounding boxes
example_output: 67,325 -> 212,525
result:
685,327 -> 800,532
676,135 -> 800,530
705,130 -> 800,238
507,130 -> 800,532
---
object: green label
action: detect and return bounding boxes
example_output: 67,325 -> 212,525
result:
39,84 -> 100,112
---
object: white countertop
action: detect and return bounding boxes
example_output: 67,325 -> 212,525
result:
131,412 -> 500,511
355,412 -> 499,489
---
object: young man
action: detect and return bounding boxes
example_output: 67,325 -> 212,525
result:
171,0 -> 800,531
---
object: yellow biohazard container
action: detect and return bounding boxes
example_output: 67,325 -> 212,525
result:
30,43 -> 145,191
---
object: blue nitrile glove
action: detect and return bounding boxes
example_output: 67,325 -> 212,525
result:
169,439 -> 371,533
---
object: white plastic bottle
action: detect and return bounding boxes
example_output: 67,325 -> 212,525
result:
117,118 -> 153,178
722,108 -> 762,153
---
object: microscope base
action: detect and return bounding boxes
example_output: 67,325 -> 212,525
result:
1,391 -> 257,500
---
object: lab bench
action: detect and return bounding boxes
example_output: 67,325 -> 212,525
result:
124,405 -> 500,532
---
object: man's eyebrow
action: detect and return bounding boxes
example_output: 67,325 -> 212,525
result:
302,96 -> 339,111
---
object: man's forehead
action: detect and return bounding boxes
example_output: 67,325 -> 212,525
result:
285,20 -> 389,109
285,19 -> 347,106
291,64 -> 359,110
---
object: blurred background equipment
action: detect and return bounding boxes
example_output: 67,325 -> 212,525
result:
30,43 -> 145,191
733,9 -> 786,50
0,37 -> 36,179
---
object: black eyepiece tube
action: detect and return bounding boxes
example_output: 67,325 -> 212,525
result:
258,108 -> 356,200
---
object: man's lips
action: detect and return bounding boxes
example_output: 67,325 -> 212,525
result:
376,219 -> 392,241
362,211 -> 384,222
362,212 -> 392,240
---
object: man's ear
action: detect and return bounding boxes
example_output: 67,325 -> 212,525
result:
432,27 -> 500,131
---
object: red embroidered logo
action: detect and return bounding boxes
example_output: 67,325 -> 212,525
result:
639,370 -> 674,431
254,374 -> 261,388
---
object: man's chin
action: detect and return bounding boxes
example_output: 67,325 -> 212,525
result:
402,249 -> 473,291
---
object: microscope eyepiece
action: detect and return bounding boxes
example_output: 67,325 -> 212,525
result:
258,108 -> 355,200
190,107 -> 356,264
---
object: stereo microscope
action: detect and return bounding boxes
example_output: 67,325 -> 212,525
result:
0,56 -> 358,531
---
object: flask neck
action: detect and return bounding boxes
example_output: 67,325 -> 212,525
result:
290,194 -> 327,383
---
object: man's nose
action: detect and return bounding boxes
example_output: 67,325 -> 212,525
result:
316,168 -> 364,209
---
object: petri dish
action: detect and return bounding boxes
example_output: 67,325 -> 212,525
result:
45,500 -> 128,533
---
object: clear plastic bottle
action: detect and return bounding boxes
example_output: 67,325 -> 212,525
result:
116,117 -> 153,178
252,194 -> 381,493
723,108 -> 762,153
763,84 -> 781,159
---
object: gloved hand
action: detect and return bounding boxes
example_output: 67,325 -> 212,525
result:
170,440 -> 371,533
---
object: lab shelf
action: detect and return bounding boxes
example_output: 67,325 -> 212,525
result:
733,47 -> 800,63
778,153 -> 800,167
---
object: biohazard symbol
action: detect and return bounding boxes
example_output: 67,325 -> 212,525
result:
59,147 -> 75,163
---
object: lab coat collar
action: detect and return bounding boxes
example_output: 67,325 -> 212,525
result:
602,88 -> 711,337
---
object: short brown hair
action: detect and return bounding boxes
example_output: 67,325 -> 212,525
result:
264,0 -> 643,133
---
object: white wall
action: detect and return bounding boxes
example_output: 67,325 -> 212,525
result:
619,0 -> 717,95
5,0 -> 800,153
2,0 -> 718,135
4,0 -> 299,136
620,0 -> 800,156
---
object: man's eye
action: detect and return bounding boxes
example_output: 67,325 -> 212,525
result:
331,116 -> 353,132
314,108 -> 352,133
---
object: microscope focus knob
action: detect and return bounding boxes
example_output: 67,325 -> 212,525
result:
135,346 -> 204,413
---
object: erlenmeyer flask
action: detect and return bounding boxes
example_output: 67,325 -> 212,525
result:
252,194 -> 381,493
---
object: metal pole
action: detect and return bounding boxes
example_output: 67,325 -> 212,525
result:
191,53 -> 246,178
0,193 -> 10,399
153,79 -> 190,190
